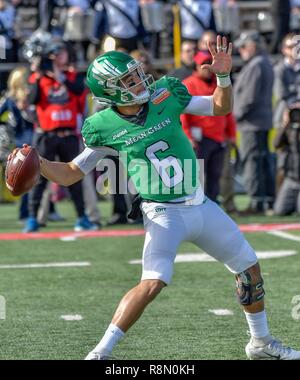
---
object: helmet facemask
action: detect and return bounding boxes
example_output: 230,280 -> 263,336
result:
93,59 -> 155,106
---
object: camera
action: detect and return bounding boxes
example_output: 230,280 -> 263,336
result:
22,31 -> 53,62
23,31 -> 65,72
39,41 -> 66,72
289,108 -> 300,124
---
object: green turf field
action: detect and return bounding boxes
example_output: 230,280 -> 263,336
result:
0,198 -> 300,360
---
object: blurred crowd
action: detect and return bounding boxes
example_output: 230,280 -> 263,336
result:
1,1 -> 300,70
1,0 -> 300,231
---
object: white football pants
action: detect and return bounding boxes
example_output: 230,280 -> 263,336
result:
140,197 -> 258,285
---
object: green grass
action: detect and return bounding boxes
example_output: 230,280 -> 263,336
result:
0,197 -> 300,360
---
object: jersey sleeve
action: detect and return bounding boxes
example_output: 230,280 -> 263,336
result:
183,96 -> 214,116
81,117 -> 103,147
72,147 -> 109,175
165,76 -> 192,112
72,145 -> 119,175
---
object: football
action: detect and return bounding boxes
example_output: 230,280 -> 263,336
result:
5,146 -> 40,196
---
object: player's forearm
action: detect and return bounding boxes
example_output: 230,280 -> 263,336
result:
39,157 -> 84,186
213,85 -> 233,116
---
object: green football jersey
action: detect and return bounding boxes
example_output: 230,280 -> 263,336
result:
82,76 -> 200,202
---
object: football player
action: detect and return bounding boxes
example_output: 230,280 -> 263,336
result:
13,36 -> 300,360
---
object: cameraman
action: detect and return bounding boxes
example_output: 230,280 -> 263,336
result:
25,39 -> 98,232
273,102 -> 300,215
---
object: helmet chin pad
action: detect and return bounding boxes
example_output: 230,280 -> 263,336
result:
134,89 -> 151,104
118,89 -> 150,106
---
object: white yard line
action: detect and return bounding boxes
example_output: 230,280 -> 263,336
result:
60,236 -> 78,242
0,262 -> 91,269
267,230 -> 300,242
129,250 -> 297,264
255,250 -> 297,259
60,315 -> 83,321
208,309 -> 234,316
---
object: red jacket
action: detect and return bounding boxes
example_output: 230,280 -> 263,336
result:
28,70 -> 81,131
181,72 -> 236,143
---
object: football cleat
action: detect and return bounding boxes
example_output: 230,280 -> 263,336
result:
246,337 -> 300,360
84,351 -> 111,360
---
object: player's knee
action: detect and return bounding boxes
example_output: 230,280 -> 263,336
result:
140,279 -> 166,301
235,263 -> 265,306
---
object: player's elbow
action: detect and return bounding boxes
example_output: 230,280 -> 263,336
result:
213,100 -> 233,116
61,177 -> 77,187
213,105 -> 231,116
213,92 -> 233,116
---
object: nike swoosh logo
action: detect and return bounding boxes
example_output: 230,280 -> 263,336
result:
262,351 -> 281,359
157,106 -> 166,115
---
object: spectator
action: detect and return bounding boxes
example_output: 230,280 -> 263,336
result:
0,66 -> 34,221
168,40 -> 196,81
181,50 -> 236,202
103,0 -> 146,52
274,33 -> 300,128
0,67 -> 33,147
273,103 -> 300,215
104,154 -> 131,225
269,0 -> 291,54
0,0 -> 15,53
290,0 -> 300,32
273,33 -> 300,192
198,29 -> 217,51
213,0 -> 239,41
77,87 -> 102,227
219,134 -> 239,213
90,0 -> 107,48
67,0 -> 89,11
179,0 -> 216,44
37,182 -> 67,226
139,0 -> 164,58
38,0 -> 67,35
25,38 -> 98,232
131,49 -> 161,80
0,0 -> 16,92
63,0 -> 96,63
233,31 -> 275,214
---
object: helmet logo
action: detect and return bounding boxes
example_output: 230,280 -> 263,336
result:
92,59 -> 123,85
127,60 -> 139,70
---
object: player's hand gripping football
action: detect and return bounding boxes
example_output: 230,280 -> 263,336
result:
7,144 -> 42,168
6,144 -> 41,196
8,144 -> 34,161
7,146 -> 24,162
201,35 -> 232,76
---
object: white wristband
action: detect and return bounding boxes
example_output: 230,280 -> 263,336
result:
216,75 -> 231,88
